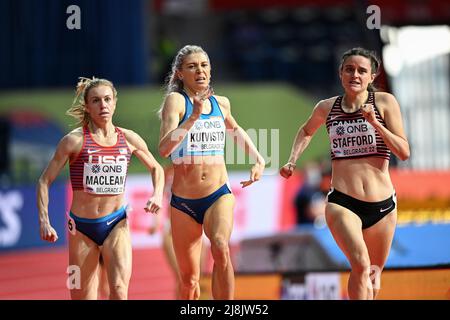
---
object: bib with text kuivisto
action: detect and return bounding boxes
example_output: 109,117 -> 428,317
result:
170,91 -> 226,161
186,117 -> 226,153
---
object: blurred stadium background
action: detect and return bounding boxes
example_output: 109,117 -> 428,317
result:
0,0 -> 449,300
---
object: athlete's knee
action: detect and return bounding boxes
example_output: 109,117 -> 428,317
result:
210,236 -> 230,268
108,282 -> 128,300
70,288 -> 96,300
179,273 -> 200,291
107,273 -> 130,300
349,252 -> 371,275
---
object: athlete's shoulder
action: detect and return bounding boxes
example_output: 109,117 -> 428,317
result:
308,96 -> 338,121
117,126 -> 131,134
318,96 -> 339,108
65,127 -> 84,143
374,92 -> 400,113
60,127 -> 83,153
117,127 -> 147,153
118,127 -> 141,142
374,91 -> 397,103
165,91 -> 185,104
67,126 -> 83,135
162,92 -> 186,114
315,96 -> 338,113
213,95 -> 231,110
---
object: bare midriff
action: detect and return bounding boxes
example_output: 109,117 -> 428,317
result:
70,191 -> 125,218
172,155 -> 228,199
331,157 -> 394,202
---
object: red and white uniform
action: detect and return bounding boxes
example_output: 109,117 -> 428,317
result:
69,126 -> 131,195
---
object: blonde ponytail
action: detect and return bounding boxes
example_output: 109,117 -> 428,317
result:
66,77 -> 117,127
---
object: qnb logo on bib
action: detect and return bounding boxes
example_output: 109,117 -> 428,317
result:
330,120 -> 377,157
187,118 -> 226,153
83,154 -> 127,194
91,164 -> 101,174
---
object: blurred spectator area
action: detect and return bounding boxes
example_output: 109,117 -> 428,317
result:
0,111 -> 63,186
3,0 -> 449,91
221,6 -> 365,94
0,0 -> 150,88
151,0 -> 450,170
0,118 -> 9,178
151,0 -> 450,95
153,0 -> 373,95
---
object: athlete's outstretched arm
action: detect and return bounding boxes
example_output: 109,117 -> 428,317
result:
217,96 -> 265,188
36,133 -> 80,242
123,129 -> 164,214
280,100 -> 329,179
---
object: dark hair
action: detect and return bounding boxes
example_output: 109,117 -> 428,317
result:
339,47 -> 381,92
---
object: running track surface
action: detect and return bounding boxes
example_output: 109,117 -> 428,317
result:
0,247 -> 176,300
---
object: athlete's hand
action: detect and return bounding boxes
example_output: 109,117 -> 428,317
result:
191,87 -> 214,119
145,194 -> 163,214
280,162 -> 296,179
240,160 -> 265,188
361,103 -> 377,125
40,222 -> 59,242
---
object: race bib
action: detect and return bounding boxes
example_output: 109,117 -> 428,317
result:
67,216 -> 76,235
330,120 -> 377,157
187,117 -> 226,153
83,161 -> 127,195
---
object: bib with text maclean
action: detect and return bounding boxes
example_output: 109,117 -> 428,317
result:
70,126 -> 131,195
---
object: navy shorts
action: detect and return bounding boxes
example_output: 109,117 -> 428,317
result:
68,206 -> 127,245
170,183 -> 232,224
327,188 -> 396,229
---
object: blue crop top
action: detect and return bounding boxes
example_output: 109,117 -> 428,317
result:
170,91 -> 226,161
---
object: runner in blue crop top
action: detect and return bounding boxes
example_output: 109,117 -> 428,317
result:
158,45 -> 265,300
170,91 -> 226,160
